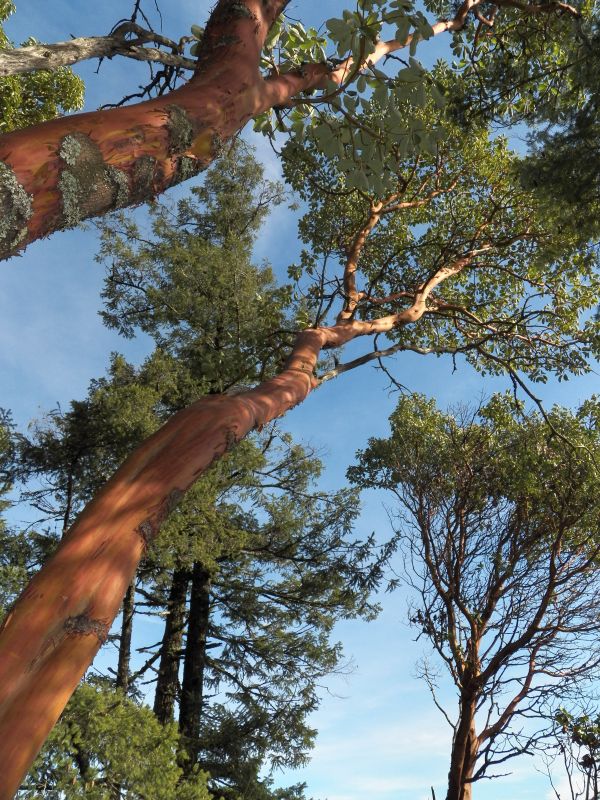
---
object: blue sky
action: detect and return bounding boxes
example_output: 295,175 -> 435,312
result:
2,2 -> 598,798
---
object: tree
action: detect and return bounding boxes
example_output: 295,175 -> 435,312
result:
349,393 -> 600,800
1,1 -> 600,793
7,145 -> 377,797
19,678 -> 212,800
0,0 -> 586,258
545,708 -> 600,800
0,0 -> 84,133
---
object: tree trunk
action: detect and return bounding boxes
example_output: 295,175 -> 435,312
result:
153,567 -> 190,724
0,323 -> 346,798
115,580 -> 135,692
0,0 -> 311,262
179,562 -> 211,774
446,694 -> 478,800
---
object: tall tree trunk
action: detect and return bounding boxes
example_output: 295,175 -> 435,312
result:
0,323 -> 366,797
446,693 -> 478,800
115,580 -> 135,692
179,562 -> 212,774
153,567 -> 190,724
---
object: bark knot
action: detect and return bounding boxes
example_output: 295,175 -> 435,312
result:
64,614 -> 109,644
137,488 -> 185,548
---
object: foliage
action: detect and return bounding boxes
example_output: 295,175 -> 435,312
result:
349,393 -> 600,793
0,0 -> 84,132
280,94 -> 600,387
97,143 -> 291,393
519,24 -> 600,226
20,679 -> 211,800
548,709 -> 600,800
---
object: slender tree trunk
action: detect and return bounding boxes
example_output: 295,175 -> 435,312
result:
153,567 -> 190,724
446,694 -> 478,800
115,580 -> 135,692
179,562 -> 211,774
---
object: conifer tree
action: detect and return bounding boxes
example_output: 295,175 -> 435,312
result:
10,147 -> 377,798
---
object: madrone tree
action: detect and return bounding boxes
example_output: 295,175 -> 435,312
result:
350,394 -> 600,800
2,0 -> 600,793
0,0 -> 590,258
8,145 -> 377,797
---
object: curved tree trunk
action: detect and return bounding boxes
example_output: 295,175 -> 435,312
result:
0,325 -> 338,798
153,567 -> 190,724
0,0 -> 311,262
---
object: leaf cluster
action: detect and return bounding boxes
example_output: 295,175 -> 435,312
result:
0,1 -> 84,133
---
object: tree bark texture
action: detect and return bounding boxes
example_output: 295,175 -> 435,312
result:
153,567 -> 190,725
115,580 -> 135,692
0,0 -> 314,261
179,562 -> 212,773
0,324 -> 343,798
446,694 -> 478,800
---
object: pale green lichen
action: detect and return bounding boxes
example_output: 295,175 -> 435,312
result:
58,134 -> 83,167
0,160 -> 33,257
131,155 -> 157,201
167,105 -> 195,155
106,166 -> 130,208
57,131 -> 131,226
57,169 -> 84,226
175,155 -> 201,183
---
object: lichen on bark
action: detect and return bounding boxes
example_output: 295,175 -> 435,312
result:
166,104 -> 195,154
57,131 -> 130,227
131,155 -> 159,202
0,161 -> 33,257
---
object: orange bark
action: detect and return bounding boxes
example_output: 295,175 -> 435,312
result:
0,326 -> 331,797
0,311 -> 404,793
0,0 -> 314,260
0,0 -> 482,261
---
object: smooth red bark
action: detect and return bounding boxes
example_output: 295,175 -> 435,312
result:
0,326 -> 332,797
0,0 -> 327,261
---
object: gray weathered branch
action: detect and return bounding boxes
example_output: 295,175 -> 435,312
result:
0,25 -> 196,77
